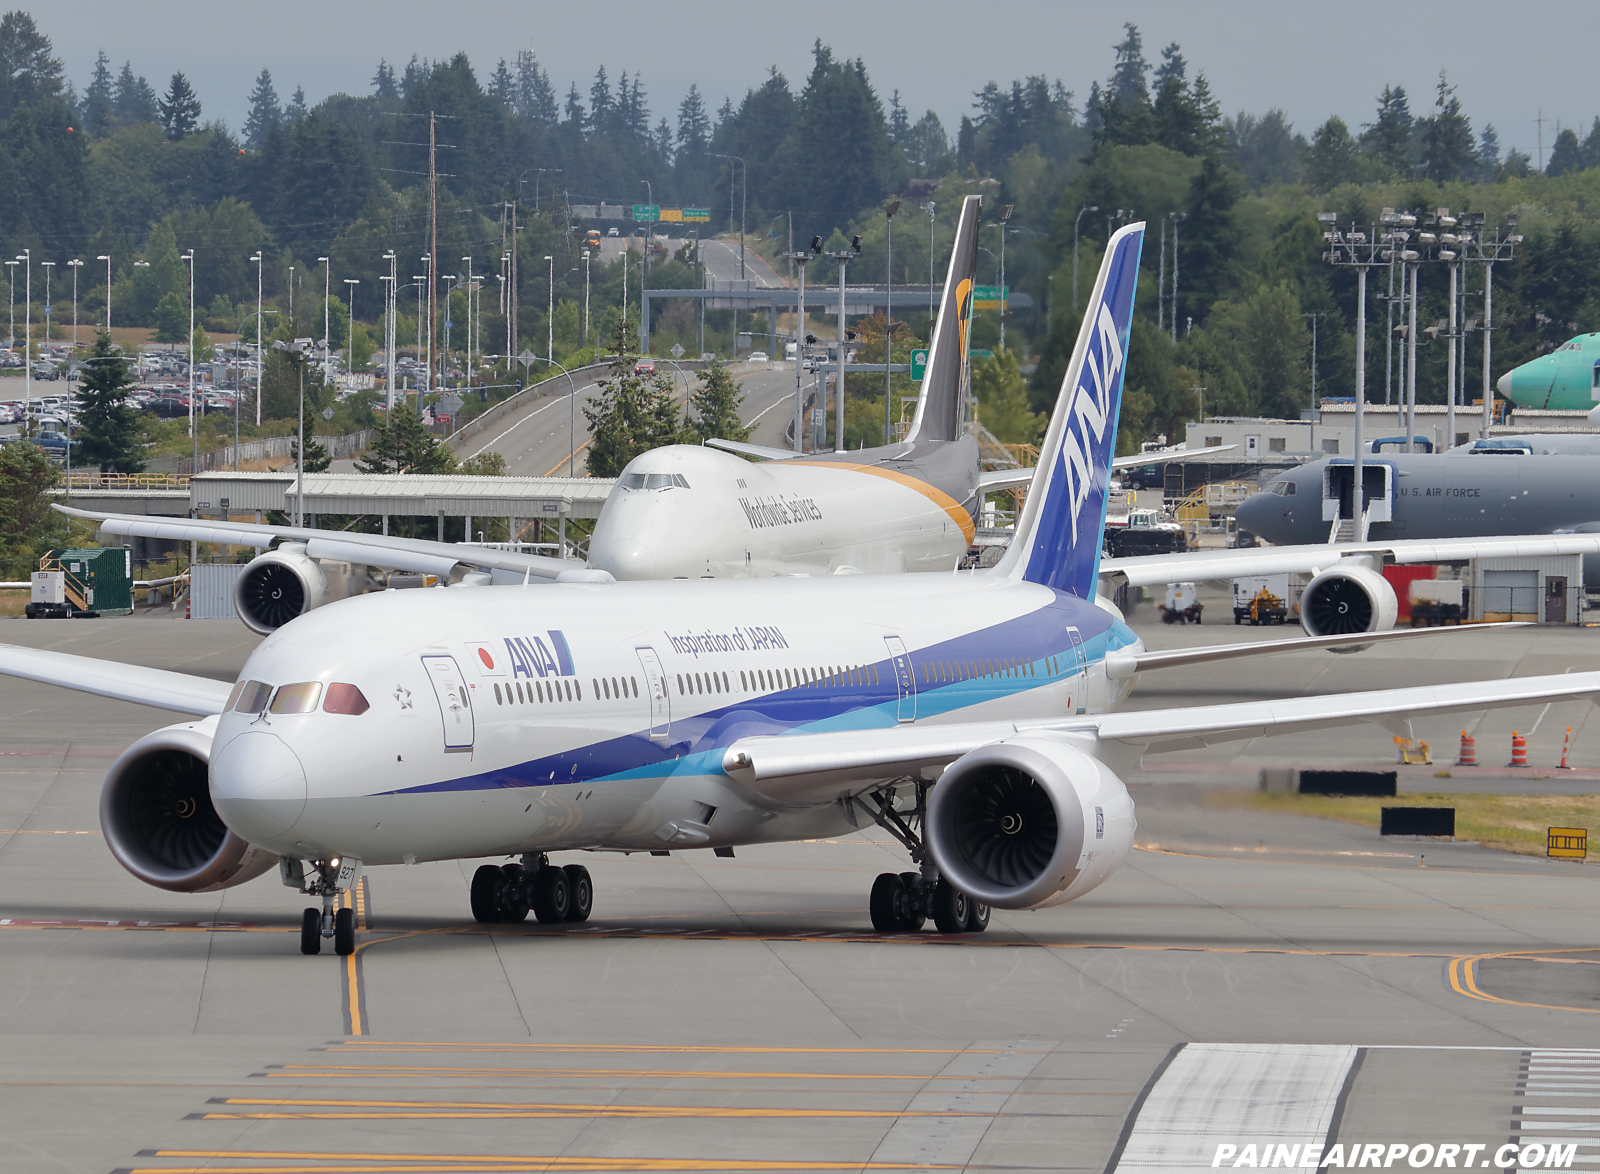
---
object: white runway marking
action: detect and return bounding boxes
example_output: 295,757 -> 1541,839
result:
1110,1043 -> 1359,1174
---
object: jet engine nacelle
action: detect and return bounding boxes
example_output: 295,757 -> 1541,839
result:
926,736 -> 1135,910
234,543 -> 329,634
100,716 -> 278,893
1299,564 -> 1397,641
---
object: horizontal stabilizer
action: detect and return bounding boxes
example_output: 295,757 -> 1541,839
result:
1111,444 -> 1236,469
704,438 -> 803,461
0,644 -> 233,715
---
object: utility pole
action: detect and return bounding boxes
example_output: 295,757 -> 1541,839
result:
428,111 -> 438,401
252,251 -> 264,424
1319,213 -> 1378,540
789,238 -> 819,453
318,256 -> 331,380
1169,213 -> 1181,344
1303,310 -> 1320,454
926,201 -> 935,327
343,279 -> 359,390
884,200 -> 900,445
995,205 -> 1012,351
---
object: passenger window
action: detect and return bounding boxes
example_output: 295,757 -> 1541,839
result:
494,684 -> 503,705
234,680 -> 272,714
323,683 -> 370,715
269,682 -> 323,714
538,682 -> 545,702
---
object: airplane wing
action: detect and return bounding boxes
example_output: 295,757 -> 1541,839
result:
703,438 -> 803,461
1103,532 -> 1600,588
1102,621 -> 1518,679
722,668 -> 1600,805
0,644 -> 233,715
979,446 -> 1237,494
54,505 -> 606,584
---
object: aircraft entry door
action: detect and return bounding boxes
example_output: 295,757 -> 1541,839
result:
1066,626 -> 1089,714
884,635 -> 916,723
421,655 -> 475,751
636,647 -> 671,741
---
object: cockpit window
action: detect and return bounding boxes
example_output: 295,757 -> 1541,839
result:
225,681 -> 246,711
674,474 -> 690,488
234,680 -> 272,714
620,473 -> 646,489
1270,480 -> 1296,496
645,473 -> 673,489
323,683 -> 370,716
269,682 -> 323,714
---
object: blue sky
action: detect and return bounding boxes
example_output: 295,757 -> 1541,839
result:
43,1 -> 1588,167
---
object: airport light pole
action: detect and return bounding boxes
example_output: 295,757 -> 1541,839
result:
234,308 -> 276,468
5,260 -> 15,353
131,261 -> 148,382
17,250 -> 29,425
925,201 -> 936,327
181,250 -> 195,475
40,261 -> 53,348
1071,205 -> 1097,312
787,237 -> 821,453
67,258 -> 83,350
317,257 -> 331,380
827,235 -> 862,451
343,279 -> 360,388
1319,213 -> 1383,539
1461,214 -> 1521,439
884,199 -> 900,445
96,254 -> 111,334
544,256 -> 554,363
251,252 -> 264,424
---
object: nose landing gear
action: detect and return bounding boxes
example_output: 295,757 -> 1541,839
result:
858,785 -> 989,935
290,857 -> 360,956
470,856 -> 594,925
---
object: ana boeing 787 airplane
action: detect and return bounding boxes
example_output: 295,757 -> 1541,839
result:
15,223 -> 1600,958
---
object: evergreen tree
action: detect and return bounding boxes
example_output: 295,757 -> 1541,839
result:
584,319 -> 688,476
1363,85 -> 1414,175
515,51 -> 558,125
153,291 -> 188,343
489,59 -> 513,107
84,50 -> 113,138
158,71 -> 200,140
356,404 -> 455,474
1307,115 -> 1361,191
688,358 -> 748,443
0,11 -> 64,122
1547,127 -> 1585,176
286,85 -> 307,121
653,116 -> 672,163
1178,154 -> 1243,321
1418,72 -> 1475,183
372,59 -> 397,100
1152,43 -> 1186,89
588,66 -> 612,134
1583,119 -> 1600,170
888,90 -> 909,144
400,56 -> 424,97
113,61 -> 155,124
0,439 -> 64,578
676,84 -> 709,156
290,436 -> 331,472
902,110 -> 952,177
1108,23 -> 1150,106
972,348 -> 1042,444
1477,124 -> 1501,182
564,82 -> 585,126
72,331 -> 143,472
242,68 -> 280,148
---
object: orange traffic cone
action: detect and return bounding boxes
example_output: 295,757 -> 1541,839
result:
1560,726 -> 1572,770
1456,731 -> 1477,767
1509,731 -> 1527,768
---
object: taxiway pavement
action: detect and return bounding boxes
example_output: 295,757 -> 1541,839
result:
0,615 -> 1597,1173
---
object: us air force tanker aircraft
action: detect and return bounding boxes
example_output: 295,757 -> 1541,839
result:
1232,452 -> 1600,594
15,222 -> 1600,957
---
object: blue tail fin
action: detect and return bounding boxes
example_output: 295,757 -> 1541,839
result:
994,223 -> 1144,597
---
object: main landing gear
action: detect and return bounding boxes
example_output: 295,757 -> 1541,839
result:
294,858 -> 357,957
859,782 -> 990,935
471,855 -> 593,925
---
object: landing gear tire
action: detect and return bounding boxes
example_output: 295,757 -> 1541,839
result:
562,864 -> 593,922
498,863 -> 530,922
530,865 -> 570,923
869,872 -> 905,932
300,907 -> 321,954
898,871 -> 927,931
931,879 -> 970,934
470,864 -> 503,923
334,906 -> 356,955
965,900 -> 991,933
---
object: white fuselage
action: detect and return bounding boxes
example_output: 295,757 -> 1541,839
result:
587,446 -> 973,580
208,572 -> 1140,900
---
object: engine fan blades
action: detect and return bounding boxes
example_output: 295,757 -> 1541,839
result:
120,749 -> 226,872
1307,576 -> 1374,635
950,767 -> 1059,889
240,563 -> 307,629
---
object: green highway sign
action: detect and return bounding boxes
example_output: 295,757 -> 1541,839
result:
910,348 -> 929,381
633,204 -> 660,221
972,284 -> 1008,309
682,208 -> 711,222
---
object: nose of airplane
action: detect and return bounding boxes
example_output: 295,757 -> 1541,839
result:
210,730 -> 307,841
1234,491 -> 1269,534
1496,370 -> 1512,397
590,539 -> 658,580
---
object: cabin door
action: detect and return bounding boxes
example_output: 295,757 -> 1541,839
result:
884,635 -> 916,724
635,647 -> 671,741
421,655 -> 475,751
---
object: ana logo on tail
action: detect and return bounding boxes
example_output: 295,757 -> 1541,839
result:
1060,301 -> 1126,547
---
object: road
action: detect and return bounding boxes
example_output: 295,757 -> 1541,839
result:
451,361 -> 805,475
591,233 -> 786,289
3,617 -> 1600,1172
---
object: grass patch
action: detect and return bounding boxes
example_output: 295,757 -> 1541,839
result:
0,589 -> 26,617
1211,791 -> 1600,859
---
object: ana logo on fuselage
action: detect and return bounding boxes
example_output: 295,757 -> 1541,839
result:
504,630 -> 576,679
